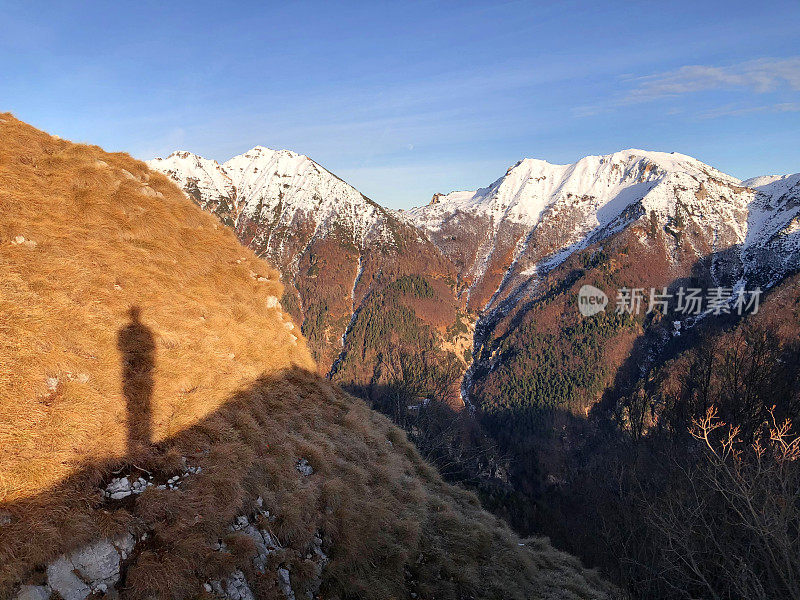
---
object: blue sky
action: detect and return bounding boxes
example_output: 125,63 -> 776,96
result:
2,1 -> 799,209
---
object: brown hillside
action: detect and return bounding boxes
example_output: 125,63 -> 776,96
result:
0,115 -> 615,600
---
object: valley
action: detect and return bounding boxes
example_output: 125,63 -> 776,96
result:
152,144 -> 800,599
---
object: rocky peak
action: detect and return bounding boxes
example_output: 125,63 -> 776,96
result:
429,192 -> 445,206
149,147 -> 394,253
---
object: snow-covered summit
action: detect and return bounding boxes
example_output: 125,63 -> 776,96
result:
408,149 -> 737,233
148,147 -> 391,252
408,149 -> 798,310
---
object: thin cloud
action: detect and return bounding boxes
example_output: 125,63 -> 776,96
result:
697,102 -> 800,119
625,57 -> 800,102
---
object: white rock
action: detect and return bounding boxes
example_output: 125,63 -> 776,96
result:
233,515 -> 249,530
221,570 -> 255,600
113,532 -> 136,560
69,539 -> 121,586
46,557 -> 92,600
265,295 -> 280,309
106,476 -> 133,499
15,585 -> 51,600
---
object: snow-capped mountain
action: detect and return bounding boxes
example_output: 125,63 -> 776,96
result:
741,173 -> 800,287
150,143 -> 798,413
409,150 -> 799,312
149,147 -> 459,374
148,147 -> 396,270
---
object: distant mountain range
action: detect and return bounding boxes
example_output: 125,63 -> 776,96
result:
149,147 -> 800,412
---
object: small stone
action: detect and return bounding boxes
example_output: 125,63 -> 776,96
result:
296,458 -> 313,476
105,477 -> 132,499
113,532 -> 136,559
203,583 -> 212,592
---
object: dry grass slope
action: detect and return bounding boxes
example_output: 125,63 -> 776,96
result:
0,114 -> 616,600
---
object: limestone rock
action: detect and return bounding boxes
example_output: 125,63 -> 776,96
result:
69,538 -> 121,586
105,476 -> 132,499
46,556 -> 91,600
15,585 -> 51,600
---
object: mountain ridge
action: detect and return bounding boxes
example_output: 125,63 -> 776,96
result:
150,145 -> 799,411
0,114 -> 617,600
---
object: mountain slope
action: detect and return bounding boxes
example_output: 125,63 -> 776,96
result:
146,136 -> 799,596
152,141 -> 799,448
0,115 -> 616,600
410,150 -> 800,313
149,149 -> 470,407
149,147 -> 392,262
440,154 -> 799,538
408,151 -> 799,405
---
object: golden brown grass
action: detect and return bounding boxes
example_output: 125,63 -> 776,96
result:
0,114 -> 312,501
0,114 -> 616,599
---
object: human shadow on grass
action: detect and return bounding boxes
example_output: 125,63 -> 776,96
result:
0,308 -> 345,598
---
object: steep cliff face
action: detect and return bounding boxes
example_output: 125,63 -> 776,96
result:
0,115 -> 617,600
